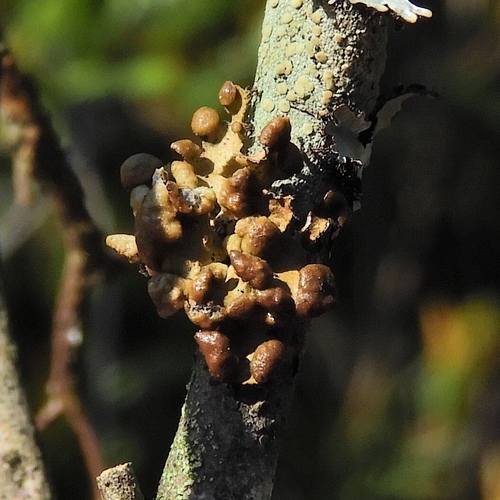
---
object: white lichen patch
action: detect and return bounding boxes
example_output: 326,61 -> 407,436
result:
310,9 -> 323,24
278,100 -> 291,113
276,82 -> 288,95
262,99 -> 276,112
314,51 -> 328,63
253,0 -> 390,148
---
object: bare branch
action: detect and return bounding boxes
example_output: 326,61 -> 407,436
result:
0,47 -> 118,499
0,274 -> 52,499
97,463 -> 144,500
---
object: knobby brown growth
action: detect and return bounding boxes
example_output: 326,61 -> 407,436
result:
107,82 -> 345,385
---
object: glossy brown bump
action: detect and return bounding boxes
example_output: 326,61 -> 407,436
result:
295,264 -> 337,317
195,330 -> 238,383
218,81 -> 238,107
229,250 -> 272,290
316,189 -> 353,226
120,153 -> 163,189
235,216 -> 281,257
258,117 -> 291,151
226,294 -> 258,320
170,140 -> 203,162
250,339 -> 286,384
188,268 -> 214,303
256,287 -> 295,326
219,168 -> 262,218
191,106 -> 220,141
255,287 -> 294,312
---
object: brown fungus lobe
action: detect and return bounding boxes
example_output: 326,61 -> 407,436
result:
229,250 -> 273,290
120,153 -> 163,189
218,80 -> 238,107
171,139 -> 203,162
148,273 -> 188,318
225,292 -> 259,321
250,339 -> 287,384
134,171 -> 182,271
219,168 -> 263,218
255,287 -> 295,326
295,264 -> 337,318
195,330 -> 238,383
235,216 -> 281,258
258,117 -> 291,152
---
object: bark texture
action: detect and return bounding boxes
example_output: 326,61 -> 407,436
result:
97,462 -> 144,500
0,277 -> 52,499
157,348 -> 300,500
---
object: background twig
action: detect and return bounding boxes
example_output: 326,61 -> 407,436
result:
0,47 -> 116,499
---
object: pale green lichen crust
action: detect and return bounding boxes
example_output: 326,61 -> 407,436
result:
252,0 -> 389,156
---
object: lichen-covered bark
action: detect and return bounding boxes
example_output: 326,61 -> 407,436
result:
97,462 -> 144,500
157,351 -> 299,500
157,1 -> 389,499
0,278 -> 52,499
252,0 -> 388,157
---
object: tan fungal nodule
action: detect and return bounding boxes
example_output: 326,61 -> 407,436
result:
314,51 -> 328,63
191,106 -> 220,140
218,80 -> 238,107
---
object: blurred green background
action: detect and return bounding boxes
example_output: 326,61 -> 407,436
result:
1,0 -> 500,498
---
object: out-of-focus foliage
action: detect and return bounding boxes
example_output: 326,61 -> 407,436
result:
3,0 -> 262,122
2,0 -> 500,499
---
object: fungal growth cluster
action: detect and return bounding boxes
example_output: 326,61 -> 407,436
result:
107,0 -> 432,386
107,82 -> 347,385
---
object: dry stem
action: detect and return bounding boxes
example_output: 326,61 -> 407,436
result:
0,47 -> 115,499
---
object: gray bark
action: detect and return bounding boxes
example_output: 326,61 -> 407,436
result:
0,276 -> 52,499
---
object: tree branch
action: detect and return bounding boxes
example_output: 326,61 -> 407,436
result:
96,463 -> 144,500
157,1 -> 389,498
0,273 -> 52,499
0,47 -> 118,499
104,1 -> 431,498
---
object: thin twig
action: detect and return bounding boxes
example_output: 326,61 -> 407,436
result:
97,463 -> 145,500
0,47 -> 117,499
